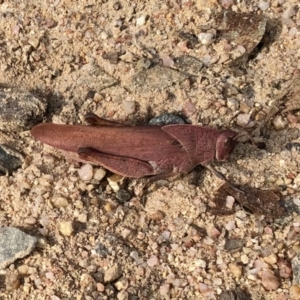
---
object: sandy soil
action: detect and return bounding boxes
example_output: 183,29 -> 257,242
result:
0,0 -> 300,299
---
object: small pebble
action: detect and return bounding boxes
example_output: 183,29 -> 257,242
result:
80,273 -> 96,289
241,254 -> 249,264
59,221 -> 73,236
148,210 -> 165,221
173,279 -> 186,287
236,113 -> 255,127
294,174 -> 300,186
24,217 -> 37,225
122,100 -> 136,114
259,269 -> 280,291
116,189 -> 131,203
183,101 -> 196,117
225,220 -> 236,230
273,116 -> 287,130
198,33 -> 214,45
117,290 -> 128,300
78,164 -> 93,181
227,98 -> 239,111
100,31 -> 108,39
104,265 -> 122,283
221,0 -> 233,8
93,93 -> 104,102
287,113 -> 298,124
27,36 -> 40,48
97,283 -> 105,292
229,262 -> 242,278
18,265 -> 29,275
5,273 -> 20,290
225,196 -> 235,209
148,113 -> 184,125
137,232 -> 145,240
258,1 -> 269,11
161,55 -> 174,67
208,227 -> 221,239
160,283 -> 170,296
278,258 -> 292,279
147,255 -> 159,267
52,196 -> 69,208
290,285 -> 300,299
294,198 -> 300,206
115,278 -> 128,290
130,251 -> 143,265
93,168 -> 106,181
107,174 -> 123,192
195,259 -> 206,268
136,15 -> 147,26
264,253 -> 277,265
78,213 -> 87,223
213,278 -> 222,285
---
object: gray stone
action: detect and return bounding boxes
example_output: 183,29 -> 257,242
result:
0,227 -> 37,269
0,88 -> 46,131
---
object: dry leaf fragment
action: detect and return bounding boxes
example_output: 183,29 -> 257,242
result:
211,183 -> 285,218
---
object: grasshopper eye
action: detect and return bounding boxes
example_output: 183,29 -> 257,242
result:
224,137 -> 234,148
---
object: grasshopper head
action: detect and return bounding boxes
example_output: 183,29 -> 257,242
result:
215,131 -> 237,161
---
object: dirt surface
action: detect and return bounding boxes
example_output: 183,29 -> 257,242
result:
0,0 -> 300,299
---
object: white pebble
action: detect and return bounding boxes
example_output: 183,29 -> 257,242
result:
161,231 -> 170,241
293,198 -> 300,206
198,32 -> 214,45
78,213 -> 87,223
241,254 -> 249,264
202,55 -> 211,66
236,113 -> 255,127
130,251 -> 139,261
93,168 -> 106,181
147,255 -> 159,267
225,220 -> 236,230
123,100 -> 136,114
100,31 -> 108,39
195,259 -> 206,268
213,278 -> 222,285
273,115 -> 287,130
78,164 -> 93,181
226,196 -> 235,209
289,27 -> 298,37
258,1 -> 269,11
107,174 -> 123,192
136,15 -> 147,26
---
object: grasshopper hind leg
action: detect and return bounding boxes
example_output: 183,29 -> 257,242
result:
78,147 -> 155,178
84,113 -> 123,127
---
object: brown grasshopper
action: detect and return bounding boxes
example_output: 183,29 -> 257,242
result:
31,113 -> 237,179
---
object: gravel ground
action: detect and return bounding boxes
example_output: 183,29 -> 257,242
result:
0,0 -> 300,299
